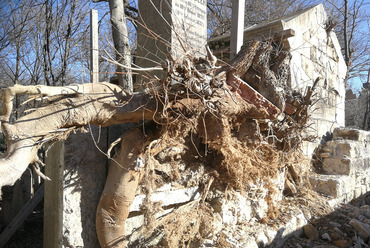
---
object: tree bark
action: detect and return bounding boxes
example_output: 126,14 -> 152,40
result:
0,82 -> 155,188
96,128 -> 147,248
109,0 -> 133,91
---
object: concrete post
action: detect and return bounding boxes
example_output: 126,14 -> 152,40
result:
230,0 -> 245,59
90,9 -> 99,84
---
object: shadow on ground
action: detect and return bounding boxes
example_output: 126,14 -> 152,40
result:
264,192 -> 370,248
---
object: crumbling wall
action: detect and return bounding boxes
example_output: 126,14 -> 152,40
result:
44,127 -> 108,248
122,142 -> 306,247
101,38 -> 325,247
44,125 -> 130,247
311,128 -> 370,205
48,125 -> 142,248
284,4 -> 347,156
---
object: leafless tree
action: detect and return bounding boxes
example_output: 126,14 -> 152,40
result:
0,0 -> 93,88
0,1 -> 36,86
94,0 -> 138,91
207,0 -> 316,38
42,0 -> 91,86
322,0 -> 369,84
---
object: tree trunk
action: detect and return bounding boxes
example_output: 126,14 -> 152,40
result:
58,0 -> 76,86
42,0 -> 54,86
109,0 -> 133,91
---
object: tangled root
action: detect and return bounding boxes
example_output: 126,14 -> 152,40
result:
132,41 -> 315,246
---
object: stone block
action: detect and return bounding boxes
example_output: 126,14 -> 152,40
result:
136,0 -> 207,84
125,208 -> 173,239
309,174 -> 354,198
125,186 -> 202,245
322,157 -> 367,175
281,211 -> 306,239
333,127 -> 370,142
130,186 -> 200,212
345,190 -> 355,203
349,219 -> 370,239
263,210 -> 307,247
243,239 -> 259,248
62,128 -> 108,248
325,140 -> 368,158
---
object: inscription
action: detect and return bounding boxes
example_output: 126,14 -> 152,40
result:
172,0 -> 207,54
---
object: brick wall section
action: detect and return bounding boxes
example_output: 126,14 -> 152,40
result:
310,128 -> 370,204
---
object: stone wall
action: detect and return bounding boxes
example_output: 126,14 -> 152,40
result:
310,128 -> 370,205
282,5 -> 346,156
122,168 -> 309,247
42,4 -> 351,247
44,128 -> 108,248
61,128 -> 108,247
44,124 -> 137,248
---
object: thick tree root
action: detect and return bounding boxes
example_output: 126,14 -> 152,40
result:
0,82 -> 155,188
96,128 -> 147,248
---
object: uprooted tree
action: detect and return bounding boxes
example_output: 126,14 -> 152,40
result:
0,40 -> 317,247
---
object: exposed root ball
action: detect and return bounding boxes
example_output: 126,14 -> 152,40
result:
133,40 -> 314,246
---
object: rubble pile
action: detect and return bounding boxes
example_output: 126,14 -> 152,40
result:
286,193 -> 370,248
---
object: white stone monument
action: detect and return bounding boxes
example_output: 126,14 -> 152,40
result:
136,0 -> 207,86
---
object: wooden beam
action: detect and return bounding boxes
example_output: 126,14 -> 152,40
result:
230,0 -> 245,59
43,141 -> 64,248
0,184 -> 44,247
90,9 -> 99,83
